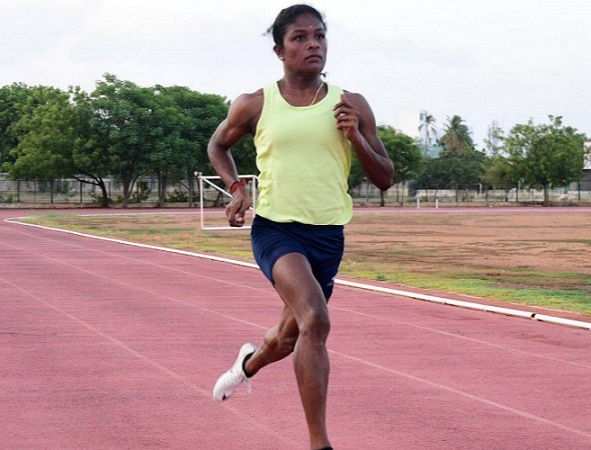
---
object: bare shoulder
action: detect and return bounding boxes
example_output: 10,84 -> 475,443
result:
227,89 -> 264,131
342,89 -> 377,127
342,89 -> 371,110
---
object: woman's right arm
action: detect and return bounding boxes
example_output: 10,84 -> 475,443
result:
207,91 -> 262,227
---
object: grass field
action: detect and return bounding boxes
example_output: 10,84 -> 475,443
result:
23,208 -> 591,316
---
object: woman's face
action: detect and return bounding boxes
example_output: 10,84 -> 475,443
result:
275,13 -> 327,74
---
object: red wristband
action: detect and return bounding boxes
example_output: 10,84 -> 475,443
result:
229,179 -> 247,195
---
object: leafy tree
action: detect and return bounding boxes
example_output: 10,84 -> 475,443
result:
69,88 -> 118,206
414,147 -> 486,201
144,87 -> 186,206
89,74 -> 163,207
482,155 -> 518,192
414,156 -> 448,201
348,126 -> 421,205
0,83 -> 32,168
439,115 -> 473,153
503,116 -> 587,205
439,147 -> 486,200
5,86 -> 115,206
155,86 -> 232,206
5,86 -> 70,180
1,84 -> 68,170
378,125 -> 422,204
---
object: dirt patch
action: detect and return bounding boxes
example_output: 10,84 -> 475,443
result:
345,209 -> 591,276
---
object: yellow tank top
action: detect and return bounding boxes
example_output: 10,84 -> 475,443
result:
254,82 -> 353,225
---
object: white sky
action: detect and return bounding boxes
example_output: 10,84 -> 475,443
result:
2,0 -> 590,146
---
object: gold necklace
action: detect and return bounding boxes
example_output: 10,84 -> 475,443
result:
309,81 -> 325,106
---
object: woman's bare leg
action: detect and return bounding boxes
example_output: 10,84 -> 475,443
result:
257,252 -> 332,450
245,307 -> 299,375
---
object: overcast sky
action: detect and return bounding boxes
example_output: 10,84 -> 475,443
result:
2,0 -> 590,146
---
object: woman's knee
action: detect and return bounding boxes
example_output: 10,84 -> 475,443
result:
299,307 -> 331,341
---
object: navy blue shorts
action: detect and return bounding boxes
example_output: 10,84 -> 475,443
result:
251,215 -> 345,300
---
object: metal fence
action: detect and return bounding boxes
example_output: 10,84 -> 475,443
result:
2,175 -> 591,207
0,177 -> 197,205
0,179 -> 96,204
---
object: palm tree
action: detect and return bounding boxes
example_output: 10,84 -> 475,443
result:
440,115 -> 473,153
418,113 -> 438,155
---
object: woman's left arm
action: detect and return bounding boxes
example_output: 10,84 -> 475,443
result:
334,93 -> 395,191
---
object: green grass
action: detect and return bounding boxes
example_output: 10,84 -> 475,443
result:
340,264 -> 591,314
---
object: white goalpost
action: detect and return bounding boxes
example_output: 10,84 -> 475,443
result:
197,174 -> 258,231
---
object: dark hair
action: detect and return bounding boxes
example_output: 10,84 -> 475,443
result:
267,4 -> 327,48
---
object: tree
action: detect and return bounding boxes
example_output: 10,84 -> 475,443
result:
0,83 -> 34,168
5,86 -> 115,207
145,87 -> 187,207
89,74 -> 163,207
414,156 -> 448,201
3,76 -> 244,208
439,147 -> 486,201
1,84 -> 70,171
5,86 -> 71,180
439,115 -> 473,153
418,113 -> 438,155
378,125 -> 422,204
67,87 -> 116,207
414,147 -> 486,202
482,155 -> 518,194
503,116 -> 587,205
155,86 -> 233,206
348,126 -> 421,206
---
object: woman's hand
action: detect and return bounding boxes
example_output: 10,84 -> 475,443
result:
225,188 -> 252,227
333,93 -> 361,141
333,91 -> 395,191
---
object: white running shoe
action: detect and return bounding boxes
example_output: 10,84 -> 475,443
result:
213,343 -> 257,401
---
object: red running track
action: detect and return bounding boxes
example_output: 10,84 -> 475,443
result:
1,208 -> 591,449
